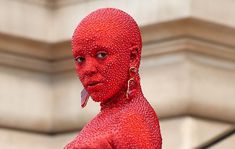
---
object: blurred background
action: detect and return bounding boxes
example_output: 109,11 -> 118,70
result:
0,0 -> 235,148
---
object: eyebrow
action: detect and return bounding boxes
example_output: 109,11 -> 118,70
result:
73,42 -> 111,57
94,44 -> 109,51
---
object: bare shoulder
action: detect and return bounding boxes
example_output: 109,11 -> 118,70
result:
115,101 -> 151,134
113,109 -> 159,148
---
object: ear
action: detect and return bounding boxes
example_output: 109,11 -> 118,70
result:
129,45 -> 139,67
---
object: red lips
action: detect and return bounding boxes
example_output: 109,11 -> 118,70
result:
87,81 -> 100,86
84,80 -> 103,91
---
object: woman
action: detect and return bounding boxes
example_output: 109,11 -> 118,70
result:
65,8 -> 162,149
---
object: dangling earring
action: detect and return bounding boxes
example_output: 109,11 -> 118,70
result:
81,88 -> 89,108
126,67 -> 137,99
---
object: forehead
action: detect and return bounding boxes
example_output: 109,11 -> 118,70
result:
72,30 -> 125,55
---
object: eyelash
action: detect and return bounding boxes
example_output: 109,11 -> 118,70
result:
75,51 -> 108,64
96,51 -> 107,59
75,56 -> 85,63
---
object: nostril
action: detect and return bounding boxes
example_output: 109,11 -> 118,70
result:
82,57 -> 98,76
84,66 -> 97,76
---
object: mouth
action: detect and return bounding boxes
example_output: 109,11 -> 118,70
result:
87,81 -> 100,87
85,81 -> 103,89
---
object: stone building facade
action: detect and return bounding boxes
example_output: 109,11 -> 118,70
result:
0,0 -> 234,148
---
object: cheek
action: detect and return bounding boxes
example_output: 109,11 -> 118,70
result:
91,65 -> 128,101
99,54 -> 130,95
75,64 -> 84,82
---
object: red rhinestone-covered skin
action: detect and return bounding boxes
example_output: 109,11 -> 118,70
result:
65,8 -> 162,149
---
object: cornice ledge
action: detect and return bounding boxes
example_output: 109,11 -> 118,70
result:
1,18 -> 235,73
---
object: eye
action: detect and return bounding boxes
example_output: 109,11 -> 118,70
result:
75,56 -> 85,63
96,51 -> 107,59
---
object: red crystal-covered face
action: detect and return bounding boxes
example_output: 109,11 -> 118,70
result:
72,8 -> 142,103
73,34 -> 130,102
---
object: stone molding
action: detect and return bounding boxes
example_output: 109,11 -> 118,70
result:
2,0 -> 235,42
0,18 -> 235,133
12,0 -> 95,8
0,116 -> 234,149
0,116 -> 232,148
0,18 -> 235,73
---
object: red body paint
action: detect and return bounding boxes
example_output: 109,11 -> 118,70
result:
65,8 -> 162,149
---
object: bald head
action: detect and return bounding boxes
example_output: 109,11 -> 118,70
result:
72,8 -> 142,103
72,8 -> 142,69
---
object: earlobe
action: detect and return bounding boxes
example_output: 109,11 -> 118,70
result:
129,45 -> 139,66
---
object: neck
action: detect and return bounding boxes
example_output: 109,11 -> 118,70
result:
100,81 -> 143,111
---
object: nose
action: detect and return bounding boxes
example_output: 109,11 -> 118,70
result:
82,57 -> 98,77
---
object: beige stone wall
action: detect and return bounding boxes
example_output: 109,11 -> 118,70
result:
0,0 -> 235,148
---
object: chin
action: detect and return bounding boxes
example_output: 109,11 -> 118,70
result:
90,92 -> 113,103
90,93 -> 104,102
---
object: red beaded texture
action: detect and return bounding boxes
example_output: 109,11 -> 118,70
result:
65,8 -> 162,149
